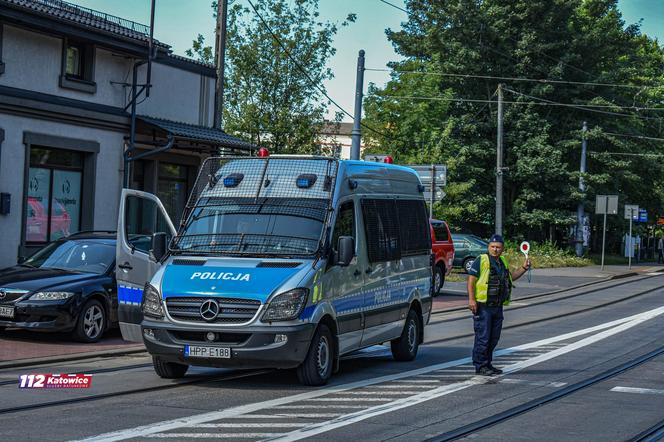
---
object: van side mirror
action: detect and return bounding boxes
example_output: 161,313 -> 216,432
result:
150,232 -> 168,262
337,236 -> 354,266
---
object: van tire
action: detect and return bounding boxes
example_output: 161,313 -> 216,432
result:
152,356 -> 189,379
433,265 -> 445,295
297,324 -> 333,386
391,309 -> 420,361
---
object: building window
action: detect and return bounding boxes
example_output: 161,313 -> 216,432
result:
0,23 -> 5,75
157,162 -> 190,226
60,38 -> 96,93
65,44 -> 83,79
26,147 -> 84,243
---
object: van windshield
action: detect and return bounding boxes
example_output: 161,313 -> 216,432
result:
171,197 -> 328,257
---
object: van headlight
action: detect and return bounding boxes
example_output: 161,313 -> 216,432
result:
262,288 -> 309,322
142,284 -> 164,319
30,291 -> 75,301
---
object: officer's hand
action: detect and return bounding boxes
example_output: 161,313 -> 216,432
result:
469,299 -> 478,315
523,258 -> 531,270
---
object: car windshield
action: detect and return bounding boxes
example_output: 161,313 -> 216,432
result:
172,197 -> 328,257
23,239 -> 115,274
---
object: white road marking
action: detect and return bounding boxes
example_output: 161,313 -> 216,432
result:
499,378 -> 566,388
192,424 -> 308,428
76,306 -> 664,442
337,391 -> 427,395
392,379 -> 440,384
232,414 -> 341,419
267,306 -> 664,441
611,386 -> 664,395
147,434 -> 283,439
369,384 -> 433,388
305,397 -> 393,402
272,405 -> 367,410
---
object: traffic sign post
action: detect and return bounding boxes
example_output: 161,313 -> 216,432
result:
624,204 -> 639,270
410,165 -> 447,218
596,195 -> 619,271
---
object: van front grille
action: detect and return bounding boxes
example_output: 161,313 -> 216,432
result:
165,297 -> 261,324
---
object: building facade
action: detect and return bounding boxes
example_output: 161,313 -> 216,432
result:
0,0 -> 252,267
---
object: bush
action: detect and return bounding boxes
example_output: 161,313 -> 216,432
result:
502,240 -> 592,271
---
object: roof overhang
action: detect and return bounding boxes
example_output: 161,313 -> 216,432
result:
136,116 -> 255,153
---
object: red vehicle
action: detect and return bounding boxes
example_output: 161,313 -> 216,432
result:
430,219 -> 455,294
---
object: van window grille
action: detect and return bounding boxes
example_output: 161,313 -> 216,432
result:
361,199 -> 401,263
171,157 -> 337,258
398,200 -> 431,255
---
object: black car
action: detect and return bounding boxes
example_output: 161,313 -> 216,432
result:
0,232 -> 117,342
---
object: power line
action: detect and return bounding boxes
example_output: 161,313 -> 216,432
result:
377,0 -> 408,14
601,132 -> 664,142
502,87 -> 663,120
375,93 -> 664,111
364,67 -> 662,90
589,151 -> 664,157
245,0 -> 391,140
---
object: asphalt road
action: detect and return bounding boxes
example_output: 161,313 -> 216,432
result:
1,272 -> 663,441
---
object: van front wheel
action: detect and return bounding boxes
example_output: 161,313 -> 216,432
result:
297,324 -> 333,386
391,309 -> 420,361
152,356 -> 189,379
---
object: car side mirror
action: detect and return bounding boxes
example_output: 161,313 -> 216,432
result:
150,232 -> 168,262
337,236 -> 354,267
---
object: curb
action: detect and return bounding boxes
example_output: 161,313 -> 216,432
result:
3,268 -> 661,369
431,270 -> 644,315
0,345 -> 146,370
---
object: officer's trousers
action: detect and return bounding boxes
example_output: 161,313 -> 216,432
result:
472,303 -> 504,370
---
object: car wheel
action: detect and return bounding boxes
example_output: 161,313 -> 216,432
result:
152,356 -> 189,378
463,257 -> 475,274
72,299 -> 106,343
433,265 -> 445,295
297,324 -> 334,386
391,309 -> 420,362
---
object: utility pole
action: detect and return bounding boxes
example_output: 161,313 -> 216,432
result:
350,49 -> 365,161
495,83 -> 504,236
213,0 -> 228,129
576,121 -> 588,257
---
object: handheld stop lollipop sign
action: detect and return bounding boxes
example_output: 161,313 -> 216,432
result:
520,241 -> 532,282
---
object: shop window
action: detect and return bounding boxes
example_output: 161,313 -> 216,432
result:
26,148 -> 83,243
60,38 -> 96,93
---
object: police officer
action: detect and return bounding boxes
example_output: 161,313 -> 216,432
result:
467,234 -> 530,376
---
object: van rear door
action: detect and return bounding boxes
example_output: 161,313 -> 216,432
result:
116,189 -> 176,342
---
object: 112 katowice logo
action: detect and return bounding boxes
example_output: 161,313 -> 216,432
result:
18,374 -> 92,388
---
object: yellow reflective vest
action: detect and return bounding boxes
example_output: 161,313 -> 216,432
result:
474,254 -> 512,305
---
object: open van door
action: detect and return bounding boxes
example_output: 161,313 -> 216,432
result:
116,189 -> 176,342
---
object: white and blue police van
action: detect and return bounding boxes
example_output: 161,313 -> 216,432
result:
116,155 -> 432,385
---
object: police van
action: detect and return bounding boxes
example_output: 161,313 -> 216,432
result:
116,155 -> 432,385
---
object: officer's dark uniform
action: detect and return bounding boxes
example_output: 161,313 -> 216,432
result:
468,251 -> 511,374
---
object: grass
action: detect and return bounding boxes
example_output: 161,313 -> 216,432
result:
501,240 -> 592,271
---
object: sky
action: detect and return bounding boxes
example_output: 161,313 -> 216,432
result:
69,0 -> 664,122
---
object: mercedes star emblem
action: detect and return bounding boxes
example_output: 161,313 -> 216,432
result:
200,299 -> 219,321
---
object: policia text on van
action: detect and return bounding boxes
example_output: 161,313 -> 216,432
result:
116,156 -> 433,385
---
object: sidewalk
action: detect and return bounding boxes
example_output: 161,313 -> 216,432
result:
2,263 -> 662,368
432,263 -> 664,313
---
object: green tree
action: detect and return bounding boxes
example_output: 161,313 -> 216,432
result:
364,0 -> 664,246
188,0 -> 355,154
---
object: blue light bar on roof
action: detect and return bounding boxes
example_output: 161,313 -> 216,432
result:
296,174 -> 317,189
223,173 -> 244,188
